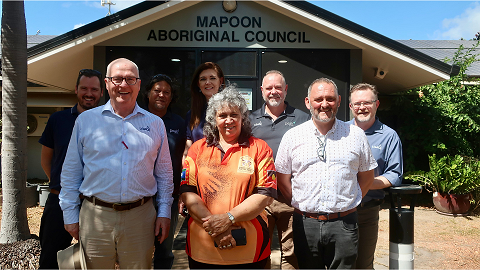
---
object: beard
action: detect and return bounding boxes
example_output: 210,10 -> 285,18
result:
355,113 -> 372,123
263,94 -> 284,107
310,105 -> 336,123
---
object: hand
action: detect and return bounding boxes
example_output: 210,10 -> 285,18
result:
178,198 -> 187,217
213,226 -> 241,250
202,213 -> 231,238
64,223 -> 79,240
155,217 -> 171,244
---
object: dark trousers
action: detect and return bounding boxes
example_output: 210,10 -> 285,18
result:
188,256 -> 268,269
354,205 -> 381,269
293,211 -> 359,269
153,198 -> 179,269
39,192 -> 73,269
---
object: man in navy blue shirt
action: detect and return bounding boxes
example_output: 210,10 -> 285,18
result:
249,70 -> 310,269
144,74 -> 186,269
38,69 -> 103,269
348,83 -> 403,269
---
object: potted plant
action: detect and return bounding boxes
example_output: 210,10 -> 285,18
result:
405,154 -> 480,215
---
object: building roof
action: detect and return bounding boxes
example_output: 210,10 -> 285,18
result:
397,40 -> 480,77
12,0 -> 467,93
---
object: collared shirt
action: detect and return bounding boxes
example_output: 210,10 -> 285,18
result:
348,117 -> 403,201
161,110 -> 186,196
38,105 -> 80,191
60,101 -> 174,225
185,106 -> 206,143
249,102 -> 310,159
275,119 -> 377,213
179,136 -> 276,264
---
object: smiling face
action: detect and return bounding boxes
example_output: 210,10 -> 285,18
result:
198,69 -> 223,101
148,81 -> 172,115
105,60 -> 141,117
75,75 -> 103,113
261,73 -> 287,107
305,82 -> 340,124
349,89 -> 379,124
215,104 -> 242,143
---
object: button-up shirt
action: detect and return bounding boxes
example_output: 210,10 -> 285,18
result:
60,101 -> 174,225
275,119 -> 377,213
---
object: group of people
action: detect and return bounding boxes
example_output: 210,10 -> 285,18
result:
37,57 -> 403,269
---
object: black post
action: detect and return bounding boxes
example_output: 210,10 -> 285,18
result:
388,184 -> 422,269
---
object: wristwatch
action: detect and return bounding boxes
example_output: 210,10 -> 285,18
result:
227,212 -> 235,224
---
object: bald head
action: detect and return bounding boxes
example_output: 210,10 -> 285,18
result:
106,58 -> 139,77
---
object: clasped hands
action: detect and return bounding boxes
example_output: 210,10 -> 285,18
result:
202,213 -> 240,250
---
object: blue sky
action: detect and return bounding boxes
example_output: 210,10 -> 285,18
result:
3,1 -> 479,40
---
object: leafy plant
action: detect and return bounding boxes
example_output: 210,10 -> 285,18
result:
405,154 -> 480,195
381,41 -> 480,172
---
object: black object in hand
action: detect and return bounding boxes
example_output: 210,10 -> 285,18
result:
214,228 -> 247,247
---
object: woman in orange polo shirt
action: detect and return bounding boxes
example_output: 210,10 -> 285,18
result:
180,86 -> 277,269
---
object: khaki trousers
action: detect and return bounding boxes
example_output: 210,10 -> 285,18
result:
265,195 -> 298,269
79,198 -> 156,269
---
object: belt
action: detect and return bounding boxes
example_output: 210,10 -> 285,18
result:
294,208 -> 357,221
83,196 -> 152,211
359,199 -> 384,209
50,189 -> 60,195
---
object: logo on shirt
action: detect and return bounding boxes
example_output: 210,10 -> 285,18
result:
284,121 -> 295,127
237,156 -> 254,174
372,145 -> 382,150
181,168 -> 188,185
170,128 -> 179,134
140,126 -> 150,132
253,122 -> 262,127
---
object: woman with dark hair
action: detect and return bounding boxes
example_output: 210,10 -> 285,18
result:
180,86 -> 277,269
144,74 -> 186,269
183,62 -> 225,161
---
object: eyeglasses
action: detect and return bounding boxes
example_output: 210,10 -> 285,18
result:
317,135 -> 326,161
106,77 -> 140,86
351,100 -> 377,108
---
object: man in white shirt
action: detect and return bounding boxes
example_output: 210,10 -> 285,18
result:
275,78 -> 377,269
60,58 -> 174,269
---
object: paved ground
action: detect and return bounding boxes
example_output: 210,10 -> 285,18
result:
170,201 -> 480,269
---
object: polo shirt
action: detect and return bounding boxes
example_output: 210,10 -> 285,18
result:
161,110 -> 186,196
38,105 -> 79,191
348,117 -> 403,201
249,102 -> 310,159
179,136 -> 277,265
275,119 -> 378,213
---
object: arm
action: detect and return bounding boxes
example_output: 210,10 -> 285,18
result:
203,193 -> 273,238
277,172 -> 292,204
181,191 -> 212,225
370,176 -> 393,190
40,145 -> 54,181
154,121 -> 174,241
371,134 -> 403,190
357,169 -> 375,198
182,139 -> 193,164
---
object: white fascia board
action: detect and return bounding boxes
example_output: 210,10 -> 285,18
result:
28,1 -> 196,65
265,0 -> 450,80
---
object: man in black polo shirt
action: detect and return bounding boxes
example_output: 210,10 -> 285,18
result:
249,70 -> 310,269
38,69 -> 103,269
144,74 -> 186,269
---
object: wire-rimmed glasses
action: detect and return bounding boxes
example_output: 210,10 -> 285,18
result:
317,135 -> 326,161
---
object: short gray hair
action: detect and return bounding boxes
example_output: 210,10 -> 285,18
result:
307,78 -> 338,97
204,85 -> 252,143
262,70 -> 286,86
106,58 -> 139,77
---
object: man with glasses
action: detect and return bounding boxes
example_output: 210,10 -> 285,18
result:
38,68 -> 103,269
249,70 -> 309,269
348,83 -> 403,269
143,74 -> 186,269
60,58 -> 174,269
275,78 -> 377,269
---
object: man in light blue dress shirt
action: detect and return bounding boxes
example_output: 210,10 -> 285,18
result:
348,83 -> 403,269
60,58 -> 174,269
